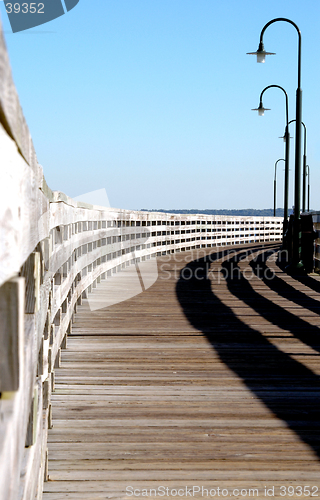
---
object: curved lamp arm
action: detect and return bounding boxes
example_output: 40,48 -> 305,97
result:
288,119 -> 306,154
260,18 -> 301,87
248,18 -> 301,87
254,85 -> 289,126
275,158 -> 285,181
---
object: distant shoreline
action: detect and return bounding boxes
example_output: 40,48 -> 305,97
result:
140,208 -> 286,217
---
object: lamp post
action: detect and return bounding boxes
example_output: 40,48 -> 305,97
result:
248,18 -> 303,268
274,159 -> 285,217
252,84 -> 290,234
306,165 -> 310,212
288,120 -> 307,212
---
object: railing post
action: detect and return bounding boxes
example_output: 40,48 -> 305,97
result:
0,277 -> 25,394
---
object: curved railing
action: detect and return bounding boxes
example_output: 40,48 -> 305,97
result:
0,22 -> 282,500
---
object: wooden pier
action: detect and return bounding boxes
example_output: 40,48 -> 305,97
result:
43,244 -> 320,499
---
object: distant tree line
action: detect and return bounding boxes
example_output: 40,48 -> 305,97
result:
140,208 -> 286,217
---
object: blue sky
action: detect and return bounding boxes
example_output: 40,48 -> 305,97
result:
1,0 -> 319,210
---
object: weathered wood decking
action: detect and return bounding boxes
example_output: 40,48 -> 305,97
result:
43,243 -> 320,499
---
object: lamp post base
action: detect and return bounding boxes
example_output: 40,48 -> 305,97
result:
285,261 -> 305,275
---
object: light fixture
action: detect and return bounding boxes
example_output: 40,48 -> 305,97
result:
247,42 -> 275,63
279,134 -> 293,142
252,102 -> 270,116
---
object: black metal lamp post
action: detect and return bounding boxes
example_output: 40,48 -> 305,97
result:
306,165 -> 310,212
248,18 -> 303,268
252,84 -> 290,234
274,159 -> 285,217
288,120 -> 307,212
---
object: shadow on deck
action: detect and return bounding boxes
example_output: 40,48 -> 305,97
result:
44,243 -> 320,499
176,245 -> 320,459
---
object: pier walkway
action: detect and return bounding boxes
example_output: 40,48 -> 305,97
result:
43,243 -> 320,500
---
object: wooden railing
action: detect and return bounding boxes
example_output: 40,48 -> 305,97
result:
312,213 -> 320,271
0,22 -> 283,500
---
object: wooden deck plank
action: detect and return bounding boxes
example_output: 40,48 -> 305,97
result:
43,244 -> 320,499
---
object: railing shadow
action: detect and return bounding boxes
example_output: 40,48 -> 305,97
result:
277,256 -> 320,295
175,246 -> 320,459
248,251 -> 320,355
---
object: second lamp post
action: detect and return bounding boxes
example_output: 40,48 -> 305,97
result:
252,84 -> 290,234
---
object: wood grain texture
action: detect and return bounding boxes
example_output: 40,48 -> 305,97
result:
44,245 -> 320,499
0,277 -> 24,392
0,23 -> 33,166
